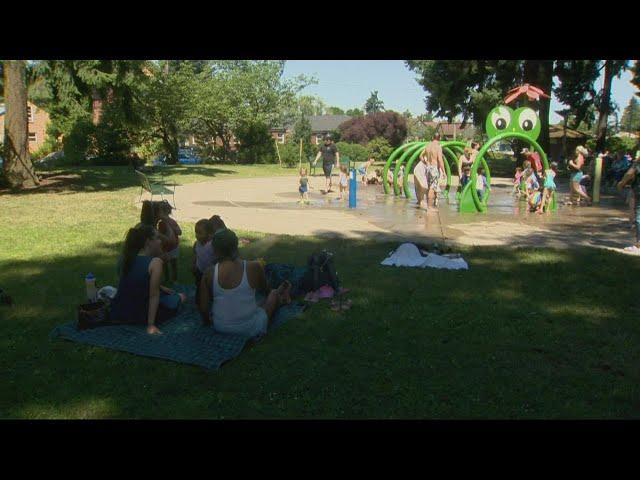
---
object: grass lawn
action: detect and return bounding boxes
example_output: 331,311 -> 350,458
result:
1,165 -> 639,419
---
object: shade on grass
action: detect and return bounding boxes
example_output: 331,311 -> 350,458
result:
1,165 -> 639,419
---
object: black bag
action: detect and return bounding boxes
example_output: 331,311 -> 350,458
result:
0,288 -> 12,306
301,250 -> 340,293
77,301 -> 111,330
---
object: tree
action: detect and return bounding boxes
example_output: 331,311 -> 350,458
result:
338,111 -> 407,147
140,61 -> 197,164
366,137 -> 393,162
346,107 -> 364,117
292,114 -> 314,160
191,61 -> 311,162
406,60 -> 564,154
594,60 -> 628,152
327,106 -> 345,115
632,61 -> 640,98
554,60 -> 600,129
364,90 -> 385,114
37,60 -> 150,162
2,60 -> 39,188
621,97 -> 640,132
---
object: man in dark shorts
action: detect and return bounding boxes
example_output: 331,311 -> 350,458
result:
314,135 -> 340,193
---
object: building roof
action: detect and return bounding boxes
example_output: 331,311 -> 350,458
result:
273,114 -> 352,132
423,121 -> 476,137
548,124 -> 590,140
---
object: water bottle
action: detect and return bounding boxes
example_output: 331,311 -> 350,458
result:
85,273 -> 98,303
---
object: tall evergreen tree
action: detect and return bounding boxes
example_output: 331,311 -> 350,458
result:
620,97 -> 640,132
364,91 -> 385,114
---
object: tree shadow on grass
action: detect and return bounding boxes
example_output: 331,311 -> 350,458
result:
0,165 -> 240,196
2,232 -> 640,419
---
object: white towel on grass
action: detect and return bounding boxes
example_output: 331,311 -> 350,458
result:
380,243 -> 468,270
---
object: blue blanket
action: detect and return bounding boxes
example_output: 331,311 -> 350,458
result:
50,283 -> 306,370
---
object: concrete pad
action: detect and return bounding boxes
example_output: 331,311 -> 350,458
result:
155,174 -> 635,252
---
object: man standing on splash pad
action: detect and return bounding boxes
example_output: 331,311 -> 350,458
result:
314,135 -> 340,194
416,133 -> 446,208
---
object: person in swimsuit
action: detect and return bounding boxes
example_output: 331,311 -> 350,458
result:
537,162 -> 558,214
298,167 -> 311,203
568,146 -> 591,205
418,134 -> 446,208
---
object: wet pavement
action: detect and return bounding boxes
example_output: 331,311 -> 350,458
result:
165,174 -> 637,253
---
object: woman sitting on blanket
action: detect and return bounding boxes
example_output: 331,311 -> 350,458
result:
109,224 -> 187,335
198,228 -> 292,338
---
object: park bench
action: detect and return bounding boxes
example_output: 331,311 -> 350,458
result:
135,169 -> 177,209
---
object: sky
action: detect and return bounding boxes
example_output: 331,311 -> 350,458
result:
282,60 -> 638,124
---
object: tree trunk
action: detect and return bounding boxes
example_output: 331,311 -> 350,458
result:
2,60 -> 39,189
162,129 -> 179,165
523,60 -> 554,155
595,60 -> 614,153
92,88 -> 104,126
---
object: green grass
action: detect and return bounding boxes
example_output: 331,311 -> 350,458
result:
1,166 -> 640,419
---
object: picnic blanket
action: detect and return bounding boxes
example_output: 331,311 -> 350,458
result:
50,283 -> 307,370
381,243 -> 469,270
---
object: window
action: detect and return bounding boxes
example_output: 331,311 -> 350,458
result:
27,106 -> 34,123
316,134 -> 323,144
277,133 -> 285,144
28,132 -> 37,143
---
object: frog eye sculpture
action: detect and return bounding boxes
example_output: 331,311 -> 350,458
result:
485,105 -> 541,142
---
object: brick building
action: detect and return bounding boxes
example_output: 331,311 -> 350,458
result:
0,101 -> 51,153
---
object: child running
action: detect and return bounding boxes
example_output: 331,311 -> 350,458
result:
156,200 -> 182,283
537,162 -> 558,214
192,219 -> 215,306
338,165 -> 349,200
298,167 -> 312,204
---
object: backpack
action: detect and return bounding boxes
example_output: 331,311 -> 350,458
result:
301,250 -> 340,293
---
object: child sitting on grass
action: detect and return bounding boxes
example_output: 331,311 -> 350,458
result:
156,201 -> 182,284
298,167 -> 312,203
338,165 -> 349,200
476,167 -> 488,201
192,219 -> 215,306
537,162 -> 558,214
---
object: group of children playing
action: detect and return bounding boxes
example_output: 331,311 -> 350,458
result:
298,157 -> 385,204
138,200 -> 227,304
459,166 -> 489,201
512,159 -> 558,213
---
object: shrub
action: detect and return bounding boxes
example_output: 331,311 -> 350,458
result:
31,136 -> 60,162
335,142 -> 368,164
63,117 -> 95,166
338,111 -> 407,147
366,137 -> 393,163
235,122 -> 278,164
276,142 -> 303,168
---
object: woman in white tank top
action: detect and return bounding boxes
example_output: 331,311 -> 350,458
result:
198,228 -> 291,338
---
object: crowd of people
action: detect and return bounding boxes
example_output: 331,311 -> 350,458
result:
108,200 -> 291,337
